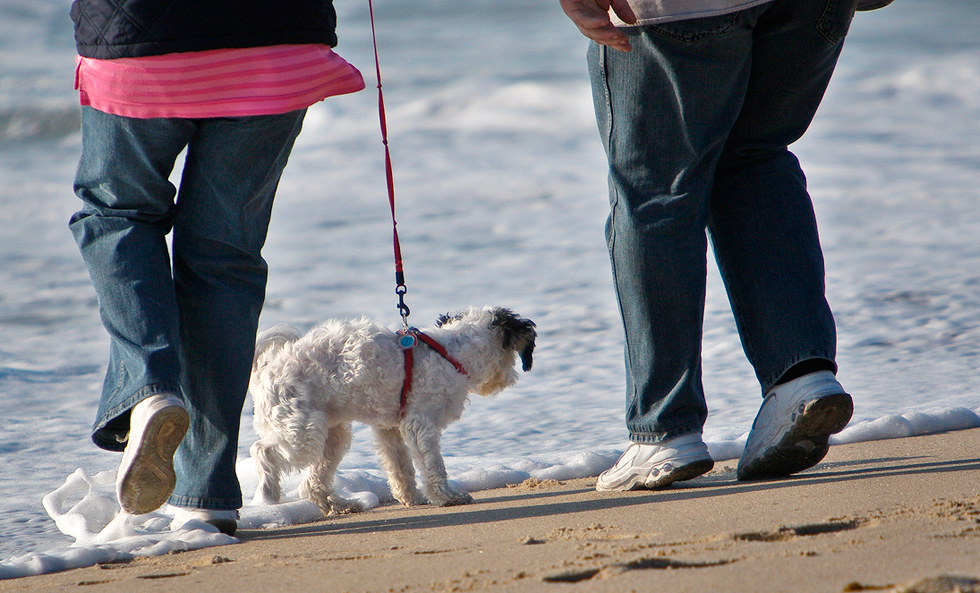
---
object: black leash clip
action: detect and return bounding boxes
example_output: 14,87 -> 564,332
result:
395,283 -> 411,327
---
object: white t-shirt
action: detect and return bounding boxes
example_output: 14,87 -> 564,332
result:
611,0 -> 773,26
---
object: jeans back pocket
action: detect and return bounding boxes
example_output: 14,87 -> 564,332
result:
816,0 -> 856,44
646,12 -> 738,44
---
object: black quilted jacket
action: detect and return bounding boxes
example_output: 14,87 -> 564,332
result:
70,0 -> 339,59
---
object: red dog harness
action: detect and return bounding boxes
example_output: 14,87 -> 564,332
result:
368,8 -> 467,421
398,328 -> 467,419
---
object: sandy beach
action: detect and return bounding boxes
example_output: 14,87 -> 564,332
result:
3,428 -> 979,593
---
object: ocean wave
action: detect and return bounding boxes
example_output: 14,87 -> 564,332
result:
0,106 -> 81,143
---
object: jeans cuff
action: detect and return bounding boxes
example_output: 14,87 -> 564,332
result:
628,424 -> 703,445
168,495 -> 242,511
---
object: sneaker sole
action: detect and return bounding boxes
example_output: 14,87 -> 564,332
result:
737,392 -> 853,481
597,458 -> 715,492
206,519 -> 238,536
118,406 -> 189,514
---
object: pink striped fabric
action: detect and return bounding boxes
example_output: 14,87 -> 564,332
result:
75,44 -> 365,119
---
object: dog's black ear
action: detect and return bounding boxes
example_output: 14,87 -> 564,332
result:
518,338 -> 535,372
491,308 -> 537,372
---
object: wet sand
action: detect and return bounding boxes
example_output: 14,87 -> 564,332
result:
4,428 -> 980,593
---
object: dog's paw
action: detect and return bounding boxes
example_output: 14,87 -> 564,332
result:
395,488 -> 427,507
433,490 -> 473,507
326,496 -> 364,515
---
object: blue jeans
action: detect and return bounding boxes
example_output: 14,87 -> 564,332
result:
71,106 -> 306,510
588,0 -> 854,444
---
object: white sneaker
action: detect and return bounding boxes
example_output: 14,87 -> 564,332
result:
171,507 -> 239,536
596,433 -> 714,492
116,393 -> 189,514
737,371 -> 852,481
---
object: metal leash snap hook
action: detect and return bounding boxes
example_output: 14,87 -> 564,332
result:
395,284 -> 411,328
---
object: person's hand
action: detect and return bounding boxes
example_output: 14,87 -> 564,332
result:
559,0 -> 637,52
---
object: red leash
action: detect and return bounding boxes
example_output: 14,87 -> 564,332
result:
368,0 -> 409,325
368,1 -> 466,417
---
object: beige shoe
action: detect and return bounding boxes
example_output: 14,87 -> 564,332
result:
116,393 -> 189,514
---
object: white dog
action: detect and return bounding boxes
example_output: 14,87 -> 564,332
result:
249,306 -> 536,515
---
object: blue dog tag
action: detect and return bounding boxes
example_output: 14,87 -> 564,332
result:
398,331 -> 418,349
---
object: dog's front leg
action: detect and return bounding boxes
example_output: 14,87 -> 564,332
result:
401,420 -> 473,506
373,426 -> 425,506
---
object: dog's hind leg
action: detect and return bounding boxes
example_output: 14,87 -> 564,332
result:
250,440 -> 287,505
402,420 -> 473,507
373,426 -> 425,506
298,422 -> 364,515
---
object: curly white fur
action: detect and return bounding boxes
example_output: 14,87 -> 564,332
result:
249,306 -> 536,515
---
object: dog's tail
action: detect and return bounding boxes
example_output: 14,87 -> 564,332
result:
252,324 -> 303,375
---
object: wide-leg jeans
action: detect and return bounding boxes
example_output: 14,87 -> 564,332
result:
71,106 -> 306,510
588,0 -> 855,444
